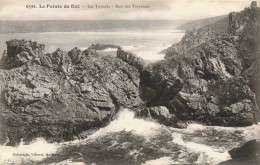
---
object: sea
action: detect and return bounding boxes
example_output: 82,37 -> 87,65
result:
0,109 -> 259,165
0,22 -> 259,165
0,22 -> 184,63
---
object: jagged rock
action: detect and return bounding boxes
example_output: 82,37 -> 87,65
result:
141,3 -> 259,126
228,1 -> 259,36
237,1 -> 260,115
162,26 -> 217,59
2,39 -> 45,69
68,47 -> 83,64
147,43 -> 257,126
0,40 -> 144,146
68,47 -> 98,65
117,48 -> 145,71
251,1 -> 257,8
137,106 -> 188,128
0,50 -> 8,69
207,78 -> 258,126
241,58 -> 260,113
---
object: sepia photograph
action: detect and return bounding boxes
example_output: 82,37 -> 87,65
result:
0,0 -> 259,164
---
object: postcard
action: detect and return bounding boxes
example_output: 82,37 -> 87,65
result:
0,0 -> 259,164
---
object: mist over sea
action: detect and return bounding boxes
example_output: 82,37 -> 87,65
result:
0,32 -> 184,63
0,20 -> 185,63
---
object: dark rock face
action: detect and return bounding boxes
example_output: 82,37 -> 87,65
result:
219,139 -> 260,165
136,106 -> 188,128
228,2 -> 259,36
0,40 -> 143,145
140,2 -> 260,126
117,48 -> 145,72
1,40 -> 45,69
237,1 -> 260,114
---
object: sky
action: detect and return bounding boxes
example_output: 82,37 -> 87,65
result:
0,0 -> 258,21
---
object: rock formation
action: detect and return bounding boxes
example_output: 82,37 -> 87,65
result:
162,26 -> 217,59
117,48 -> 145,72
140,1 -> 259,126
0,40 -> 45,69
0,40 -> 144,145
136,106 -> 188,128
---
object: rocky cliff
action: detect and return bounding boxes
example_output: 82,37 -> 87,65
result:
140,1 -> 259,126
162,26 -> 217,59
177,15 -> 228,33
0,40 -> 144,145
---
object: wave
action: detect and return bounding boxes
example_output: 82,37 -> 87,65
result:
79,44 -> 167,62
120,43 -> 172,62
136,51 -> 165,62
89,109 -> 163,139
0,109 -> 258,165
142,156 -> 176,165
122,45 -> 146,51
101,48 -> 118,52
172,123 -> 260,142
171,132 -> 231,164
170,123 -> 260,164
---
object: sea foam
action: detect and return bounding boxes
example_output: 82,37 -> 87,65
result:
142,156 -> 176,165
101,48 -> 118,52
89,109 -> 162,139
171,132 -> 231,164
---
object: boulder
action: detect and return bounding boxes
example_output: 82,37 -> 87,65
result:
219,139 -> 260,165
